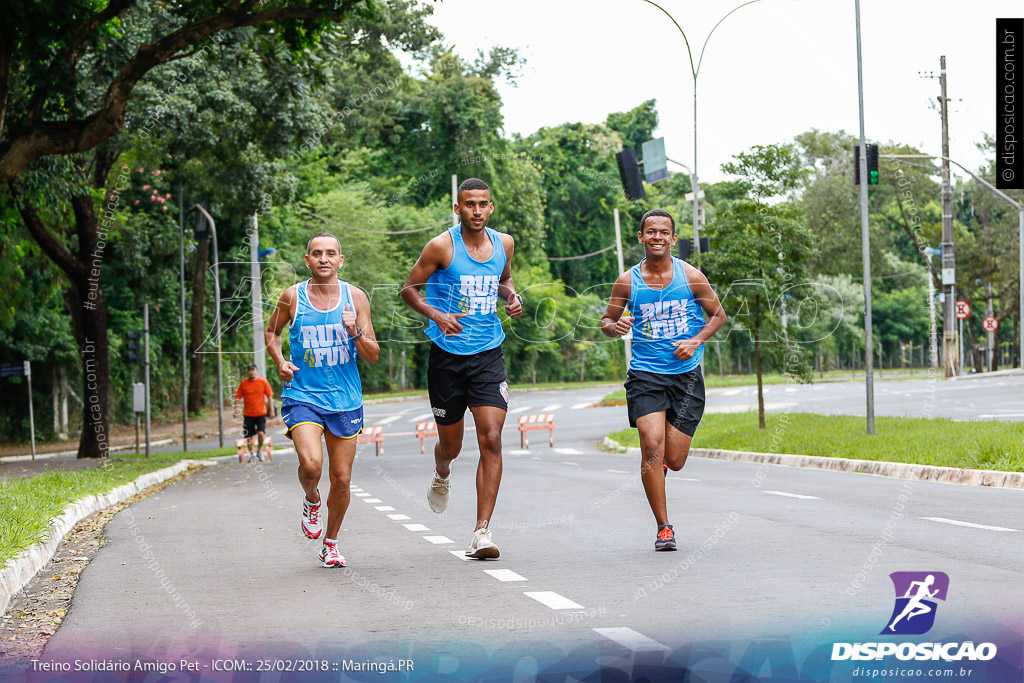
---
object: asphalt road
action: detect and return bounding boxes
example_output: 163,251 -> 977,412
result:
24,385 -> 1024,680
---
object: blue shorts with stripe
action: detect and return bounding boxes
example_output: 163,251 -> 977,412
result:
281,398 -> 364,439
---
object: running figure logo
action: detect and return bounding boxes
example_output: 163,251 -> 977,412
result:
881,571 -> 949,635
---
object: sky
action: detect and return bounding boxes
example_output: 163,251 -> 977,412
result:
423,0 -> 1020,184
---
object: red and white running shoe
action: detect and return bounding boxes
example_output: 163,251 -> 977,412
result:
319,542 -> 346,568
301,492 -> 323,539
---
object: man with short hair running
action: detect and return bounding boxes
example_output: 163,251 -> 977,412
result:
266,232 -> 379,567
233,362 -> 275,462
601,209 -> 726,551
401,178 -> 523,559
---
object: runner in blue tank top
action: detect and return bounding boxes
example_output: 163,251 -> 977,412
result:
601,210 -> 726,552
266,232 -> 380,568
401,178 -> 523,559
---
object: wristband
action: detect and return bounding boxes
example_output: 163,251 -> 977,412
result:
351,328 -> 363,342
508,293 -> 523,306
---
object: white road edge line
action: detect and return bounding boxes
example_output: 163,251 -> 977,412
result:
483,569 -> 527,582
593,627 -> 671,652
919,517 -> 1020,532
763,490 -> 821,500
523,591 -> 584,610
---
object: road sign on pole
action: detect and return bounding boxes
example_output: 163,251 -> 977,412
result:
954,300 -> 970,319
641,137 -> 668,184
982,316 -> 999,333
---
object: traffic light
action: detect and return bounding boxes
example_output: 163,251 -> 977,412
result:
124,331 -> 142,363
615,148 -> 646,201
679,237 -> 710,261
854,144 -> 879,185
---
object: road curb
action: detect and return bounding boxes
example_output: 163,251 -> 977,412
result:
600,438 -> 1024,489
0,439 -> 177,463
0,459 -> 216,617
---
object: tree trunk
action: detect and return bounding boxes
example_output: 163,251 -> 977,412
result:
187,234 -> 210,413
68,279 -> 112,458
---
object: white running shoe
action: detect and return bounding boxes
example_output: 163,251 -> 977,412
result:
301,492 -> 323,539
465,527 -> 500,559
427,468 -> 451,514
318,542 -> 346,568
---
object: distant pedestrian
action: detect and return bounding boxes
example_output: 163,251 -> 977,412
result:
233,363 -> 274,462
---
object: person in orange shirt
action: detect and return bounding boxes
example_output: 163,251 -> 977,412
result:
233,363 -> 275,462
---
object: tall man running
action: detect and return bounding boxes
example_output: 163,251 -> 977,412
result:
266,232 -> 379,568
601,209 -> 726,551
401,178 -> 523,559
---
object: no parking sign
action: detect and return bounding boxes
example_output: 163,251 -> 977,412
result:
955,300 -> 970,319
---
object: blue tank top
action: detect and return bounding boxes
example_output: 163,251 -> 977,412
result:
424,225 -> 507,355
282,279 -> 363,412
628,257 -> 706,375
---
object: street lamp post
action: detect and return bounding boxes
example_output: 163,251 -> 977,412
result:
854,0 -> 875,434
640,0 -> 763,260
192,203 -> 225,448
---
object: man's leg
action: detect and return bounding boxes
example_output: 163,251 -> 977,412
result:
292,424 -> 325,503
434,420 -> 465,479
322,430 -> 357,540
469,405 -> 505,531
256,429 -> 266,460
664,422 -> 693,471
636,411 -> 669,527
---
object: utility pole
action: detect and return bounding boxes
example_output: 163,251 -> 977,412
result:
251,213 -> 266,377
939,56 -> 957,377
144,303 -> 151,458
985,281 -> 995,371
854,0 -> 875,434
178,186 -> 188,451
452,174 -> 458,225
613,209 -> 631,365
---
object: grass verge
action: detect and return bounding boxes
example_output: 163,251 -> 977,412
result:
606,412 -> 1024,471
0,447 -> 230,570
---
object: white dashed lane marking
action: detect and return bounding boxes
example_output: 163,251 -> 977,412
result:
423,536 -> 455,544
448,550 -> 471,561
524,591 -> 584,610
606,469 -> 629,474
507,406 -> 533,415
409,412 -> 433,422
374,506 -> 396,511
484,569 -> 527,582
538,404 -> 562,412
594,627 -> 671,652
554,448 -> 584,455
403,523 -> 430,532
763,490 -> 821,500
353,492 -> 371,497
387,514 -> 411,521
363,498 -> 382,503
668,477 -> 700,482
920,517 -> 1020,532
570,401 -> 593,410
375,415 -> 402,425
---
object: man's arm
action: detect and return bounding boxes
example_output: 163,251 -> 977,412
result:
343,286 -> 380,365
671,265 -> 727,360
263,379 -> 275,418
233,384 -> 243,417
400,235 -> 467,336
496,233 -> 523,319
265,285 -> 301,383
600,272 -> 634,337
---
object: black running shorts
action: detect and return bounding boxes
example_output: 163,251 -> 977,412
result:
242,415 -> 267,438
427,342 -> 509,425
625,367 -> 706,436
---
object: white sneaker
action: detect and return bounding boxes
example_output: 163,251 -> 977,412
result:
301,492 -> 323,539
465,527 -> 500,559
427,468 -> 451,514
318,542 -> 346,568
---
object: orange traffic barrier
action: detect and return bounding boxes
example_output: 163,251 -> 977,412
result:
237,435 -> 273,462
358,425 -> 385,457
518,413 -> 555,449
416,421 -> 438,455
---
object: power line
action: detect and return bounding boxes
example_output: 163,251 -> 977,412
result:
544,244 -> 616,261
299,207 -> 446,235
